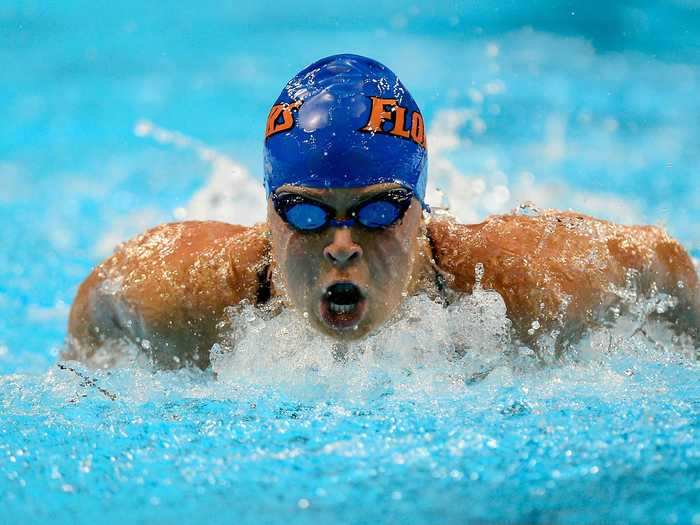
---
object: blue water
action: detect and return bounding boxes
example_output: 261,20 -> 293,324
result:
1,2 -> 699,524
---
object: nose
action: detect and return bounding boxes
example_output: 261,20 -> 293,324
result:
323,228 -> 363,267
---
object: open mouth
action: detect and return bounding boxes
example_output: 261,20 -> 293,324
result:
319,282 -> 367,331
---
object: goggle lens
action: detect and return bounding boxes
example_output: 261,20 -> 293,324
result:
285,202 -> 328,231
356,200 -> 402,228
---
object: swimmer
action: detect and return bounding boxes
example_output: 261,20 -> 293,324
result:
64,54 -> 699,369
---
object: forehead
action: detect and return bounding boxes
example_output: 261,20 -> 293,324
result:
272,182 -> 406,208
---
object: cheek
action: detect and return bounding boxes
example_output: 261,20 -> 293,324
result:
275,232 -> 325,293
287,233 -> 326,264
372,236 -> 409,267
364,226 -> 418,286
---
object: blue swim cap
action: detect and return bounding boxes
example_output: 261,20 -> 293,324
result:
263,54 -> 428,203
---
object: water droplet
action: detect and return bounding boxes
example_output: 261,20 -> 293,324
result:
474,263 -> 485,289
516,201 -> 541,216
527,320 -> 540,336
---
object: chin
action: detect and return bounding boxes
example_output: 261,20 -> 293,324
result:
313,316 -> 376,340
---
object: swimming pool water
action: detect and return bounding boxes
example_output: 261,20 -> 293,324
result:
3,331 -> 700,525
1,2 -> 699,524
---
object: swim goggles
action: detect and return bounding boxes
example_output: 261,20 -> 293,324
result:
271,188 -> 414,232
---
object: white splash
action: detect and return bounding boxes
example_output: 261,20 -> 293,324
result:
49,284 -> 696,406
210,289 -> 512,399
94,121 -> 267,256
134,120 -> 266,225
424,107 -> 644,226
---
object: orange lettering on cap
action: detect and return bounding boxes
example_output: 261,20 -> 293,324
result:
410,111 -> 426,147
265,100 -> 303,139
390,106 -> 411,138
360,96 -> 426,149
361,97 -> 398,132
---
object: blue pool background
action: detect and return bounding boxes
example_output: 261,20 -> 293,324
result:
1,2 -> 700,524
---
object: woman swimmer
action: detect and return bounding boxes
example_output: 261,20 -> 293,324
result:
64,54 -> 699,369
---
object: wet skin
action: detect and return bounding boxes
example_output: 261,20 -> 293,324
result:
267,183 -> 433,340
65,188 -> 700,369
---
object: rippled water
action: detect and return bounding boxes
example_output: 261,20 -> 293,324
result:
2,2 -> 699,524
3,291 -> 699,524
3,305 -> 699,525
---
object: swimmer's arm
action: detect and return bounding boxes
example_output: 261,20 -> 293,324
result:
429,212 -> 699,352
64,221 -> 269,368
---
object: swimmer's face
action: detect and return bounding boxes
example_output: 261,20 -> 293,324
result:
267,183 -> 427,339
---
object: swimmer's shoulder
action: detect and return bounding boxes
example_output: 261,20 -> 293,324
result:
427,211 -> 589,280
427,211 -> 698,346
67,221 -> 270,365
426,210 -> 687,288
92,220 -> 269,300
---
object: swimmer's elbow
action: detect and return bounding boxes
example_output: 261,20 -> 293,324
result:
655,237 -> 697,282
64,277 -> 98,362
65,267 -> 131,363
67,271 -> 101,346
649,233 -> 700,341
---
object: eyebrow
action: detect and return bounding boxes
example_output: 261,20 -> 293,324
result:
277,186 -> 406,206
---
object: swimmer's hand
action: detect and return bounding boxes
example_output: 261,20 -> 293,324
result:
428,211 -> 699,356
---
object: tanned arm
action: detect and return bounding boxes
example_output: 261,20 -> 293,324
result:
64,221 -> 270,369
428,211 -> 699,355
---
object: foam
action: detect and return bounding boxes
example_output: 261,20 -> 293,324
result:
209,287 -> 510,399
202,275 -> 697,402
48,283 -> 696,408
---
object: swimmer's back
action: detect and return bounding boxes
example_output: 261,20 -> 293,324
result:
64,221 -> 269,368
